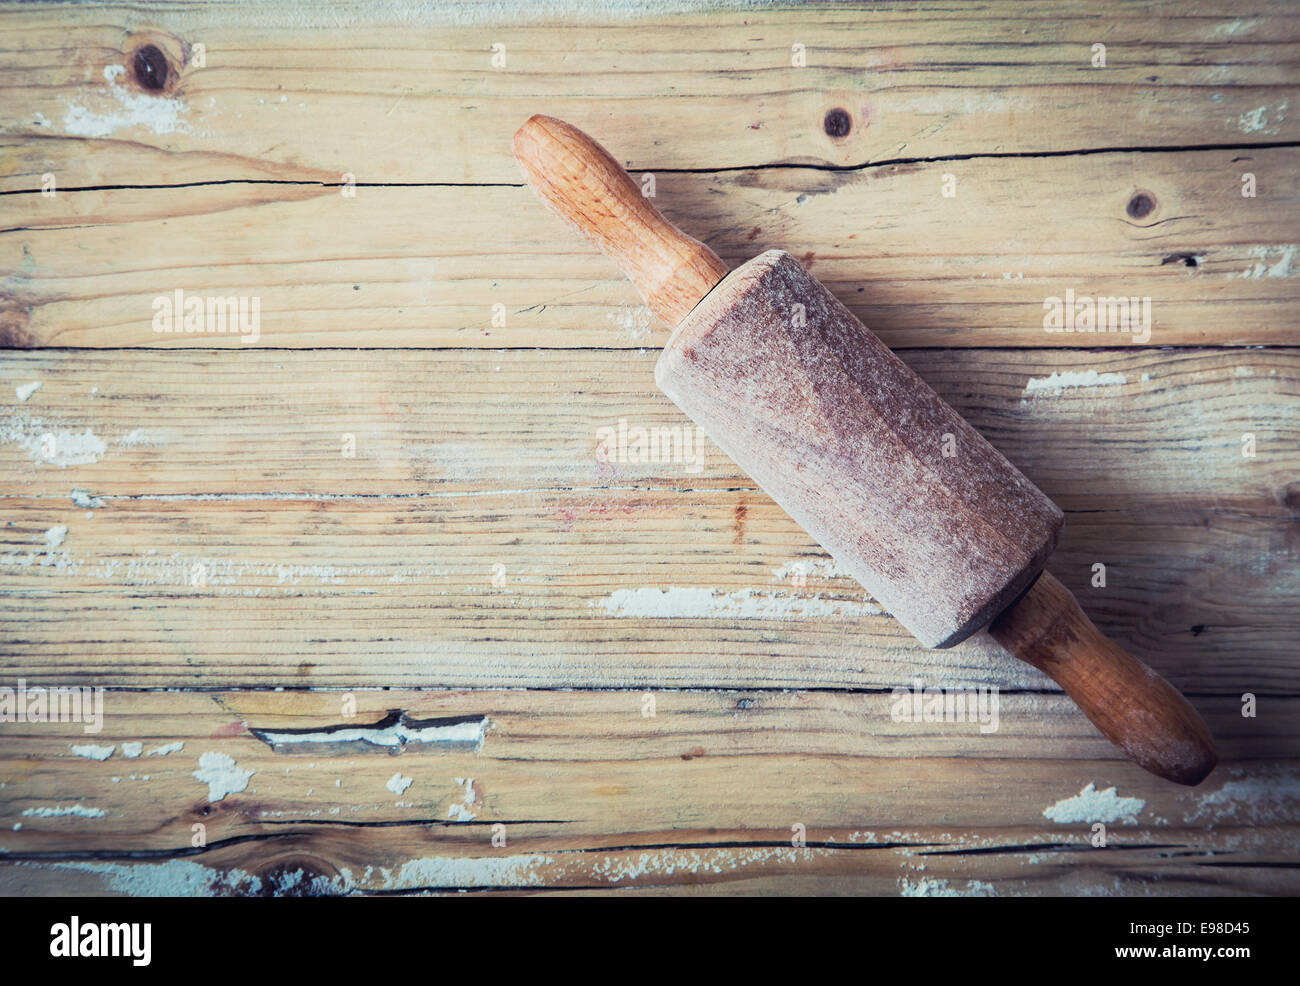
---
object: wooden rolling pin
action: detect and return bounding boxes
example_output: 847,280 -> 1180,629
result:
514,114 -> 1217,785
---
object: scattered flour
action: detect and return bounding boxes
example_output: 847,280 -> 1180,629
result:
0,412 -> 108,466
70,489 -> 106,509
63,64 -> 192,138
44,526 -> 68,549
121,742 -> 143,759
1023,370 -> 1128,397
1231,244 -> 1297,279
51,859 -> 269,897
1043,783 -> 1145,824
22,804 -> 107,819
192,752 -> 254,802
899,876 -> 998,897
592,586 -> 882,619
15,381 -> 41,402
1187,771 -> 1300,823
147,741 -> 184,757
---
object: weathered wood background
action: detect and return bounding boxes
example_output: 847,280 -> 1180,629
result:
1,0 -> 1297,895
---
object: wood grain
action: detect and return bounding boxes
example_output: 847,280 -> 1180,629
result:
1,0 -> 1298,895
1,691 -> 1296,895
3,147 -> 1298,348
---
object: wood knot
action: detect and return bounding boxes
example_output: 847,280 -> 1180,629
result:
823,108 -> 853,139
131,44 -> 170,91
1126,191 -> 1157,220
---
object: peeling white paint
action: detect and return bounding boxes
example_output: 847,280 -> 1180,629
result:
447,777 -> 477,821
70,744 -> 113,761
193,751 -> 254,802
252,714 -> 488,752
592,586 -> 882,619
1043,783 -> 1145,824
386,772 -> 413,795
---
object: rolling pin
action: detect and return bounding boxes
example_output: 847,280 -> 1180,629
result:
513,115 -> 1217,785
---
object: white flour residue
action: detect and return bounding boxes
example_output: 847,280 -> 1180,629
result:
1231,244 -> 1298,279
447,777 -> 477,821
44,526 -> 68,549
1237,102 -> 1287,135
591,846 -> 821,883
0,413 -> 108,466
606,304 -> 655,341
71,489 -> 105,509
1022,370 -> 1127,397
15,381 -> 42,402
121,742 -> 143,759
386,772 -> 413,795
117,428 -> 170,449
70,744 -> 114,761
22,804 -> 107,818
1186,771 -> 1300,823
899,876 -> 997,897
592,586 -> 882,619
771,557 -> 850,581
1043,783 -> 1145,824
63,64 -> 192,138
380,853 -> 552,890
192,752 -> 254,802
147,741 -> 184,757
51,860 -> 270,897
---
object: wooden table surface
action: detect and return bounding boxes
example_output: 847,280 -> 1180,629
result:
1,0 -> 1298,896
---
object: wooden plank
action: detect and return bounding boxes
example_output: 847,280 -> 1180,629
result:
1,1 -> 1297,187
3,148 -> 1298,348
1,348 -> 1294,500
1,691 -> 1296,895
0,347 -> 1295,690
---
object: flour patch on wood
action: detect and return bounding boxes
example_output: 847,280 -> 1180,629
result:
1230,244 -> 1298,279
62,64 -> 193,138
1043,782 -> 1145,824
44,526 -> 68,549
379,853 -> 552,889
22,804 -> 107,819
899,876 -> 997,897
193,752 -> 254,802
1022,370 -> 1127,398
592,586 -> 882,619
1187,770 -> 1300,823
15,381 -> 42,402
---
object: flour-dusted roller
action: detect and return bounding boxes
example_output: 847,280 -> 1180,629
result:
514,115 -> 1216,785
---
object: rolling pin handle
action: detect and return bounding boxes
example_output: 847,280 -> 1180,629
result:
512,115 -> 730,325
990,571 -> 1217,785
